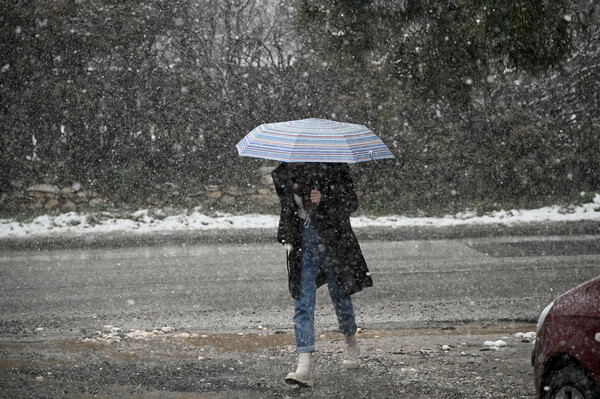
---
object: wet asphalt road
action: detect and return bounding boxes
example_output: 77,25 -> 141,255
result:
1,230 -> 599,339
1,226 -> 600,398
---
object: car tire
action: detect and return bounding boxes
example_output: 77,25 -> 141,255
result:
544,366 -> 599,399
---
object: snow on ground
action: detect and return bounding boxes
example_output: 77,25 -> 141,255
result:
1,194 -> 599,238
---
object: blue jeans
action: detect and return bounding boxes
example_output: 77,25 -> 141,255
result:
294,225 -> 357,353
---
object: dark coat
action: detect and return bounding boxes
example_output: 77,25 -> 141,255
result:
271,162 -> 373,299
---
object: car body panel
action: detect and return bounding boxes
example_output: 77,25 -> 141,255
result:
533,276 -> 600,398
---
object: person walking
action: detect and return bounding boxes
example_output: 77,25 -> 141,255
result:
271,162 -> 373,387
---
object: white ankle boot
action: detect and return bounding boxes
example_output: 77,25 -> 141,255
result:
285,352 -> 314,387
342,334 -> 360,369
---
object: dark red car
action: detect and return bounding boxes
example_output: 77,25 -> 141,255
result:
533,275 -> 600,399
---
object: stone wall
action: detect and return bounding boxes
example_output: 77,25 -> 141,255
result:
0,167 -> 279,213
0,183 -> 107,212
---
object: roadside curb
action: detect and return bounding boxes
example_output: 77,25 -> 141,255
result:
1,220 -> 599,251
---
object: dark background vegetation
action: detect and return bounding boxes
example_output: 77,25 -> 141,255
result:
1,0 -> 599,215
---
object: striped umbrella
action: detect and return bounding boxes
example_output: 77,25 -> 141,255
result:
236,118 -> 395,163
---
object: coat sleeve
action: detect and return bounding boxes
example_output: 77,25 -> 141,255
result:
319,165 -> 359,217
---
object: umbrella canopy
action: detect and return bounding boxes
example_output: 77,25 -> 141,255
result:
236,118 -> 395,163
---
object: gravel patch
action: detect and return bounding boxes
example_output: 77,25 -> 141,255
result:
0,325 -> 537,398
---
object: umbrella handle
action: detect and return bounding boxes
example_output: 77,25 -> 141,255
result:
305,186 -> 319,227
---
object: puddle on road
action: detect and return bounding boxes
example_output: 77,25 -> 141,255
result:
184,324 -> 536,352
186,333 -> 295,352
1,324 -> 536,358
